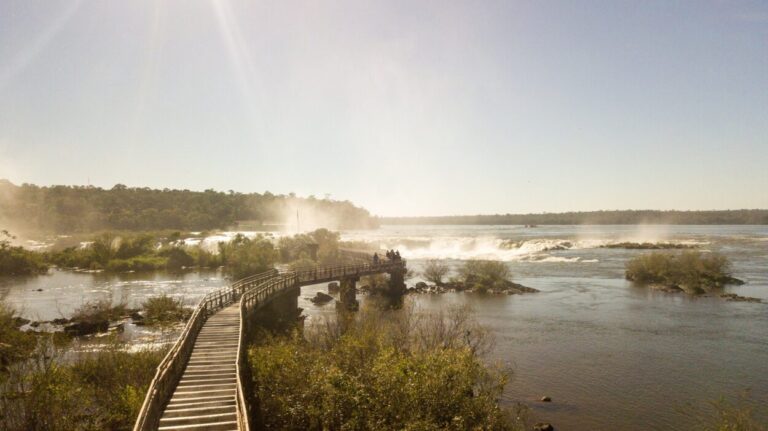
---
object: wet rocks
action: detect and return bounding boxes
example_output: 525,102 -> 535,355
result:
540,396 -> 552,402
310,292 -> 334,304
12,317 -> 30,328
64,320 -> 109,336
408,280 -> 538,295
533,423 -> 554,431
720,293 -> 762,303
51,318 -> 69,325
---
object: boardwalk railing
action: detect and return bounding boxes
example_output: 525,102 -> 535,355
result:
134,250 -> 405,431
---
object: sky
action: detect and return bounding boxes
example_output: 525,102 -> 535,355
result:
0,0 -> 767,217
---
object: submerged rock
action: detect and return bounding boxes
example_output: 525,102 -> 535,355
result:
540,396 -> 552,402
64,320 -> 109,336
533,423 -> 554,431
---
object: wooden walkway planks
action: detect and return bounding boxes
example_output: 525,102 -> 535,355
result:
157,304 -> 241,431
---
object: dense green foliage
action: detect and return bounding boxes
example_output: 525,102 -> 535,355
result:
625,251 -> 740,293
0,230 -> 48,276
383,209 -> 768,225
458,260 -> 512,293
249,304 -> 523,430
0,179 -> 377,233
45,232 -> 219,272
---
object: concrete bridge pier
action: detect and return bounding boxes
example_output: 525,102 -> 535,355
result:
336,276 -> 359,311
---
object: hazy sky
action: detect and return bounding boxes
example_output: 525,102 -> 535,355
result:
1,1 -> 766,216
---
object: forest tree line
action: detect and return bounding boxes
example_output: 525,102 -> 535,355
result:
381,209 -> 768,225
0,180 -> 377,233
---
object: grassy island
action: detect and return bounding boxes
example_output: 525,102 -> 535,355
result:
625,251 -> 744,294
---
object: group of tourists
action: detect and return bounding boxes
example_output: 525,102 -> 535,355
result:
372,249 -> 401,264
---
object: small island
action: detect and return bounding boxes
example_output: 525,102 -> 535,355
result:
625,251 -> 748,296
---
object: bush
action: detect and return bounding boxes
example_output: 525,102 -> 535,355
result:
71,300 -> 126,326
422,259 -> 450,285
0,338 -> 165,431
625,251 -> 739,293
0,231 -> 48,276
159,247 -> 195,270
249,304 -> 524,430
458,260 -> 512,292
0,303 -> 37,376
142,294 -> 189,326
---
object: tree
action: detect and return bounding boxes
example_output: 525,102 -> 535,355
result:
422,259 -> 450,286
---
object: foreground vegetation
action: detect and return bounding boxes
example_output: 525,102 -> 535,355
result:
0,339 -> 164,431
249,303 -> 525,430
0,180 -> 377,233
625,251 -> 744,294
1,298 -> 165,430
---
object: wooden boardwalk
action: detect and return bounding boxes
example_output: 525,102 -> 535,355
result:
133,252 -> 406,431
157,304 -> 241,431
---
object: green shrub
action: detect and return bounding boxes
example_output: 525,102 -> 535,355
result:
0,303 -> 37,377
249,304 -> 524,430
220,234 -> 277,280
0,338 -> 165,431
0,231 -> 48,276
625,251 -> 739,293
71,300 -> 126,326
458,260 -> 512,292
142,294 -> 189,326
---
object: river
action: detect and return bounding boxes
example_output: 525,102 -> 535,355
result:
1,224 -> 766,430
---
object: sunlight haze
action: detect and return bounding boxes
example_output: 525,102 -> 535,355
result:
1,0 -> 767,216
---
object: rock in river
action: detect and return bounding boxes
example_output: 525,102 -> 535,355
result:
311,291 -> 334,304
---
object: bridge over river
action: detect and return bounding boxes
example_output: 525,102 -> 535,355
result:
133,251 -> 407,431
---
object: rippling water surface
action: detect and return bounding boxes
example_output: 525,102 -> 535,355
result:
2,225 -> 766,430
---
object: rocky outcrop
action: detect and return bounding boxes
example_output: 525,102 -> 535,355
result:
408,280 -> 538,295
64,319 -> 110,336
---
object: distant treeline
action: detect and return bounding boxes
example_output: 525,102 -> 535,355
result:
0,180 -> 377,233
381,210 -> 768,225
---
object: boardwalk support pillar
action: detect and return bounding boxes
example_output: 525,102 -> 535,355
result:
386,267 -> 407,307
336,276 -> 359,311
249,285 -> 301,332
